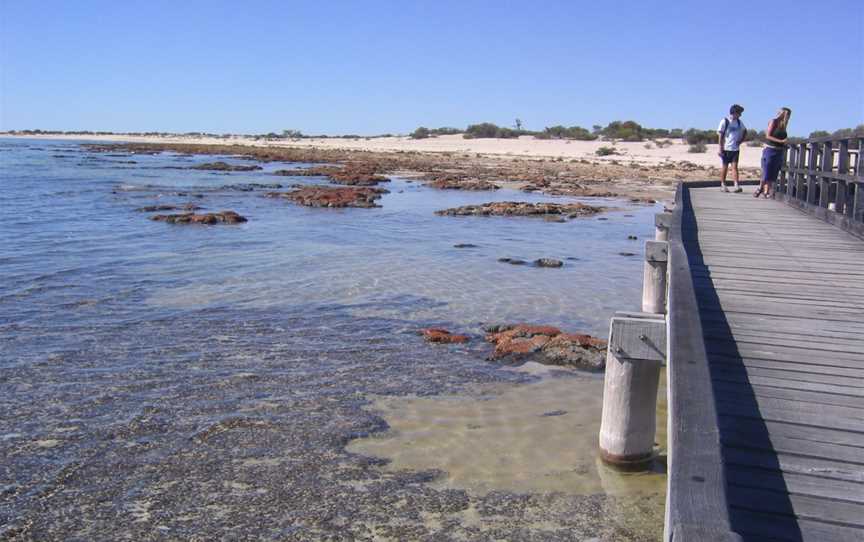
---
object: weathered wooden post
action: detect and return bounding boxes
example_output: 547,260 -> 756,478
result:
654,213 -> 671,242
836,139 -> 850,216
599,312 -> 666,469
854,138 -> 864,222
642,241 -> 669,314
820,141 -> 833,208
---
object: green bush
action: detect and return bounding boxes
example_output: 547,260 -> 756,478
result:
464,122 -> 528,139
541,125 -> 597,140
746,140 -> 764,147
410,127 -> 431,139
688,143 -> 707,153
684,128 -> 716,145
429,127 -> 462,136
595,146 -> 619,156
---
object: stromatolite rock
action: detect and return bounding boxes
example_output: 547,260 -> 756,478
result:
421,328 -> 470,344
265,186 -> 387,208
428,178 -> 500,191
498,258 -> 528,265
533,258 -> 563,268
276,164 -> 389,186
191,161 -> 262,172
136,204 -> 203,212
484,324 -> 607,371
150,211 -> 247,224
435,201 -> 603,218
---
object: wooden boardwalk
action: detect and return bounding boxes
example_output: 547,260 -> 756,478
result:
678,186 -> 864,541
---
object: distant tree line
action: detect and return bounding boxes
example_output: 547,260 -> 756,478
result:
6,124 -> 863,143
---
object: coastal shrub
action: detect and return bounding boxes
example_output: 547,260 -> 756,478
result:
600,120 -> 645,141
541,125 -> 597,140
654,139 -> 673,148
808,130 -> 830,139
410,127 -> 431,139
644,143 -> 654,149
464,122 -> 527,139
595,146 -> 619,156
429,127 -> 462,136
688,143 -> 707,153
746,140 -> 764,147
684,128 -> 716,145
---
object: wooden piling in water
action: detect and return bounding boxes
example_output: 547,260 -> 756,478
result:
642,241 -> 668,314
599,312 -> 666,470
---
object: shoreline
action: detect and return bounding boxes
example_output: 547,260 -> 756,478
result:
5,133 -> 763,202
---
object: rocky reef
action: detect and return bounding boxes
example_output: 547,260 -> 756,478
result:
150,211 -> 248,224
276,164 -> 389,186
484,324 -> 607,371
435,201 -> 603,219
420,328 -> 470,344
191,161 -> 262,172
265,186 -> 387,208
427,178 -> 500,191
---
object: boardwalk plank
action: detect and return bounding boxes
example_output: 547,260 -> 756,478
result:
678,186 -> 864,541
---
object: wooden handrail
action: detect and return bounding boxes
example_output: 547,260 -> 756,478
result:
664,183 -> 741,541
776,134 -> 864,235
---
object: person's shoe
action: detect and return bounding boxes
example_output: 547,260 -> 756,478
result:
721,185 -> 729,192
734,187 -> 743,193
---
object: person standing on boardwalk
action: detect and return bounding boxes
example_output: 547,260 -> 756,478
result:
754,107 -> 791,198
717,104 -> 747,192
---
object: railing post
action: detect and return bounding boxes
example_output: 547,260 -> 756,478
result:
796,142 -> 807,200
836,139 -> 850,216
806,142 -> 819,204
655,212 -> 671,241
820,141 -> 833,208
599,312 -> 666,470
642,241 -> 669,314
854,138 -> 864,223
787,145 -> 798,198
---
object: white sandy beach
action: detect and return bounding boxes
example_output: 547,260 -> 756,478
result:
6,133 -> 764,169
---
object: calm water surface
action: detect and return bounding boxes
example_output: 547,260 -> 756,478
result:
0,138 -> 664,540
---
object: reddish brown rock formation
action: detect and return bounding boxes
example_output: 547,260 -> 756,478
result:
265,186 -> 387,208
191,161 -> 262,172
276,164 -> 389,186
421,328 -> 470,344
427,178 -> 500,191
150,211 -> 247,224
435,201 -> 603,219
484,324 -> 607,371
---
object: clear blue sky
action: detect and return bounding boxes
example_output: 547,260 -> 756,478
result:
1,0 -> 862,136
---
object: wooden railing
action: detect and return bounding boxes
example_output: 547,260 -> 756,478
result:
776,135 -> 864,236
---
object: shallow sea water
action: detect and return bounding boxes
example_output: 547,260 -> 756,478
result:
0,138 -> 666,540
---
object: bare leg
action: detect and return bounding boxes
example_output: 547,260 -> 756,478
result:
731,163 -> 740,189
720,163 -> 729,191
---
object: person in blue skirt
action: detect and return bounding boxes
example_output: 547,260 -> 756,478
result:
754,107 -> 791,198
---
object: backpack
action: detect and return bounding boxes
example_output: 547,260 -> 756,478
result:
721,117 -> 747,143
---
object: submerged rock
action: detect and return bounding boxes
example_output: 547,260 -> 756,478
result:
265,186 -> 387,208
485,324 -> 606,371
498,258 -> 528,265
435,201 -> 603,219
421,328 -> 470,344
533,258 -> 563,268
191,161 -> 262,172
453,243 -> 479,248
150,211 -> 247,224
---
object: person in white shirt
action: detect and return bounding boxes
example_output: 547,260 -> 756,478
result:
717,104 -> 747,192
